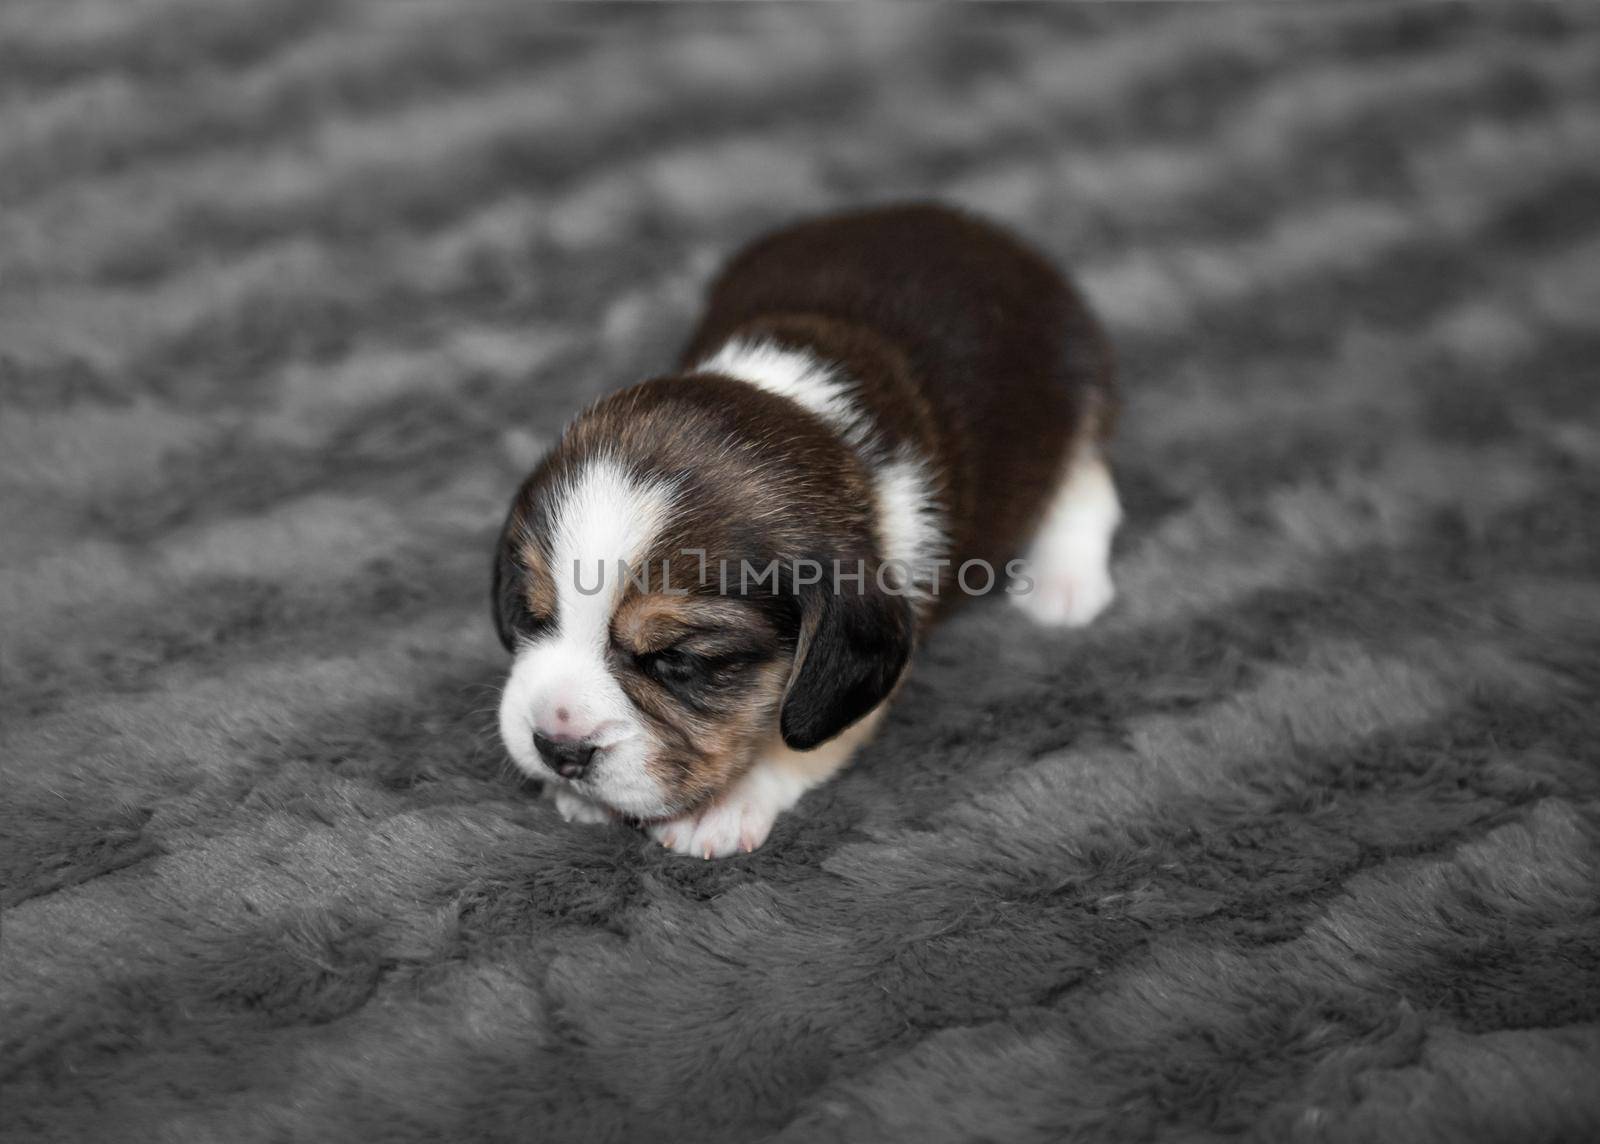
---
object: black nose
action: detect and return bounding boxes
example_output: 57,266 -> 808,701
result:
532,732 -> 598,779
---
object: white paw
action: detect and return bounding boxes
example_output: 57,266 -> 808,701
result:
646,787 -> 779,859
1011,561 -> 1116,627
552,786 -> 614,826
1016,451 -> 1121,627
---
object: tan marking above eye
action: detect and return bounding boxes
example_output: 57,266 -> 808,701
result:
612,594 -> 752,654
517,535 -> 558,618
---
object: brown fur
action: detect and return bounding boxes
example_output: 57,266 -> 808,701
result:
611,591 -> 792,813
513,533 -> 557,622
618,656 -> 789,816
611,595 -> 759,654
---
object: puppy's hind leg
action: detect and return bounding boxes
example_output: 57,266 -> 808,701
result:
1011,447 -> 1121,627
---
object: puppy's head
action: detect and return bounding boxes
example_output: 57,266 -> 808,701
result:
492,380 -> 914,819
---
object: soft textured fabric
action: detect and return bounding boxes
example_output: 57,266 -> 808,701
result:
3,4 -> 1598,1141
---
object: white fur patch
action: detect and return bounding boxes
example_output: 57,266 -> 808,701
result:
498,456 -> 679,816
696,338 -> 873,449
548,455 -> 676,653
698,337 -> 948,594
873,451 -> 947,602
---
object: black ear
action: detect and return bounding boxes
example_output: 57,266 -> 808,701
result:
779,579 -> 915,751
490,509 -> 522,653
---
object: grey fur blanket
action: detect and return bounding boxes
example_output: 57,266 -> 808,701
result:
3,4 -> 1598,1141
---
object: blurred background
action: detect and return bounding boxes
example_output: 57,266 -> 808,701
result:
4,3 -> 1597,554
3,4 -> 1599,1141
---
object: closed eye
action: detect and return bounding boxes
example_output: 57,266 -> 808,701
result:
635,646 -> 704,685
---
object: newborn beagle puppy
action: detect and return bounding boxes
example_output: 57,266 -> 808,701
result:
493,204 -> 1119,857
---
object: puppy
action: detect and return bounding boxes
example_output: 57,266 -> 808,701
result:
493,204 -> 1120,857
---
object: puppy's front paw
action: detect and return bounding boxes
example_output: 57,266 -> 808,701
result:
646,789 -> 778,859
553,787 -> 614,826
1012,562 -> 1115,627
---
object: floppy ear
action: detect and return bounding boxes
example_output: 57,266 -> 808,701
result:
490,509 -> 522,653
779,579 -> 915,751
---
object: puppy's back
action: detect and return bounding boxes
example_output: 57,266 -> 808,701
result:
681,203 -> 1115,579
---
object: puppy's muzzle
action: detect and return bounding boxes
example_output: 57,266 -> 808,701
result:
533,731 -> 599,779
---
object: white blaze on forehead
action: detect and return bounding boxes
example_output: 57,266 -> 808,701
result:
550,454 -> 676,639
696,338 -> 872,449
497,454 -> 678,817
